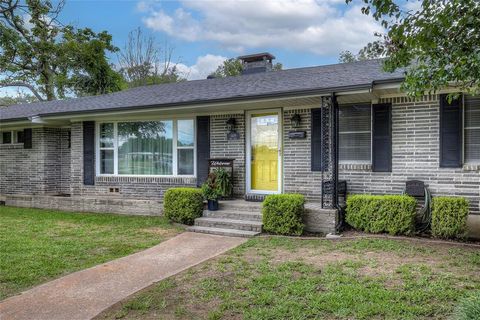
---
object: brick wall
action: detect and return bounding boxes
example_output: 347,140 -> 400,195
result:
339,95 -> 480,214
283,109 -> 322,200
210,114 -> 246,196
0,127 -> 71,195
283,97 -> 479,214
3,96 -> 479,214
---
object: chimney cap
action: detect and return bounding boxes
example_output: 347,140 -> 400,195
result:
238,52 -> 275,63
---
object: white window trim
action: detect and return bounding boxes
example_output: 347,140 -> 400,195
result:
338,104 -> 373,164
0,130 -> 24,145
95,118 -> 196,178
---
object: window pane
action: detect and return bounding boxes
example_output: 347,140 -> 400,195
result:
465,129 -> 480,162
339,132 -> 371,161
16,131 -> 24,143
465,95 -> 480,162
177,119 -> 194,147
2,132 -> 11,144
100,150 -> 114,174
178,149 -> 194,175
117,121 -> 173,175
339,104 -> 371,132
100,123 -> 114,148
339,104 -> 371,162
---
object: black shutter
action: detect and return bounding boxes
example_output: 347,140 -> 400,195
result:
23,128 -> 32,149
196,116 -> 210,186
440,94 -> 462,167
311,108 -> 322,171
372,103 -> 392,172
83,121 -> 95,185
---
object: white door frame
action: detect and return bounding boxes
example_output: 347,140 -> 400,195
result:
245,109 -> 283,194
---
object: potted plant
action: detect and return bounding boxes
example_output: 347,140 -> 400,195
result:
202,173 -> 220,211
214,168 -> 233,199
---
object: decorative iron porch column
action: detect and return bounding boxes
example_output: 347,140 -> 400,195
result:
320,93 -> 339,209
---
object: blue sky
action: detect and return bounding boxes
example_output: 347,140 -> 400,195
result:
56,0 -> 382,80
1,0 -> 386,98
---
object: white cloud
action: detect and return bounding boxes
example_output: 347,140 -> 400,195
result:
141,0 -> 382,55
176,54 -> 227,80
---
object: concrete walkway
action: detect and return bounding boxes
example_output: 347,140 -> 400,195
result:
0,232 -> 246,320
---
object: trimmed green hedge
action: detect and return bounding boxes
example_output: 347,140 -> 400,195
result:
346,195 -> 417,235
262,194 -> 305,236
163,188 -> 204,225
431,197 -> 469,239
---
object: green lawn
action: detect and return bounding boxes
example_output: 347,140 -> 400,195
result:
0,206 -> 180,300
98,237 -> 480,320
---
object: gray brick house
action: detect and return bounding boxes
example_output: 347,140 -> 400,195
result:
1,53 -> 479,237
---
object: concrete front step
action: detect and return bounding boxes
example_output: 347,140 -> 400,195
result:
187,226 -> 260,238
203,210 -> 262,222
219,200 -> 263,211
195,217 -> 262,232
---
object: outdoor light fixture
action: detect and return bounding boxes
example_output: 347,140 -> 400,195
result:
226,117 -> 236,132
226,117 -> 239,140
288,113 -> 306,139
290,113 -> 301,128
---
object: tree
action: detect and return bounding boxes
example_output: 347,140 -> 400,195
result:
347,0 -> 480,97
210,58 -> 283,78
339,39 -> 385,63
0,92 -> 37,106
0,0 -> 124,101
118,28 -> 184,88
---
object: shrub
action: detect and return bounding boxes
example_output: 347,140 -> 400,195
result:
454,291 -> 480,320
431,197 -> 469,239
346,195 -> 417,235
201,173 -> 220,201
262,194 -> 305,236
213,168 -> 233,198
163,188 -> 203,225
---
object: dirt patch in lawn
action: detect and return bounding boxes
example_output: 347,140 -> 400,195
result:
140,227 -> 179,238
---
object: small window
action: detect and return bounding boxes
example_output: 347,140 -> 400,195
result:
99,123 -> 114,174
339,104 -> 372,163
15,130 -> 24,144
177,119 -> 194,175
464,95 -> 480,163
2,132 -> 12,144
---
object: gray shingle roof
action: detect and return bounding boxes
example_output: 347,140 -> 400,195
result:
0,59 -> 404,122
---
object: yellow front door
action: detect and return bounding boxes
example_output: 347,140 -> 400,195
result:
250,113 -> 279,191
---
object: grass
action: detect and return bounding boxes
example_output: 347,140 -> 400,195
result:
98,237 -> 480,320
0,206 -> 180,300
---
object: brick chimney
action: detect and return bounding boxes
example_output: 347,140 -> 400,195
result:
238,52 -> 276,75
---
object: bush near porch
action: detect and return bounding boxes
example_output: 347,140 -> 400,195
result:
431,196 -> 469,239
262,194 -> 305,235
346,195 -> 417,235
163,188 -> 204,225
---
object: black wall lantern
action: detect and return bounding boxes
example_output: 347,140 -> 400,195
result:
226,117 -> 236,131
290,113 -> 301,128
226,117 -> 240,140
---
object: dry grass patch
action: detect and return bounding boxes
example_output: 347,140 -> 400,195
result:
97,236 -> 480,320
